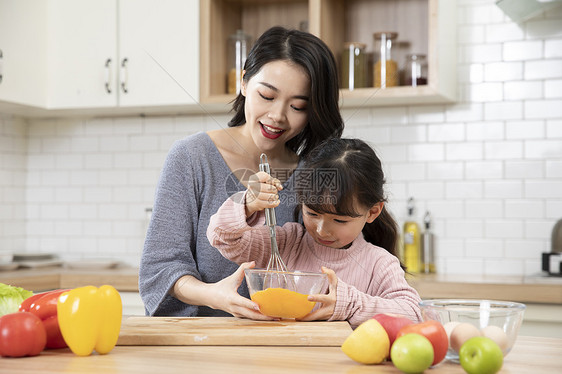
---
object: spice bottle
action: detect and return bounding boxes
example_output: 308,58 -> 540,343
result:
227,30 -> 251,95
341,42 -> 367,90
404,54 -> 427,87
373,32 -> 398,88
421,211 -> 436,273
403,197 -> 421,273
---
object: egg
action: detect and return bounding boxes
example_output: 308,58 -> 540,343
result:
450,322 -> 481,353
443,321 -> 461,346
481,325 -> 509,352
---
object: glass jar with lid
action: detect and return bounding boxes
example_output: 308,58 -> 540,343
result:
404,54 -> 427,87
373,32 -> 398,88
341,42 -> 367,90
227,30 -> 251,95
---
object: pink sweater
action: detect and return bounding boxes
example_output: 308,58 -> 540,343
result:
207,192 -> 422,328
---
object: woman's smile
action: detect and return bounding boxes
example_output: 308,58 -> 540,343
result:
260,122 -> 285,139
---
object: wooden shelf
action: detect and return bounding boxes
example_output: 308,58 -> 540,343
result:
200,0 -> 456,109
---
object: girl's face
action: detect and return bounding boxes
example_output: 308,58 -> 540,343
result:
241,60 -> 310,154
302,202 -> 383,249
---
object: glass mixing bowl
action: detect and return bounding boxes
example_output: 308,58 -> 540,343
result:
244,269 -> 327,319
419,299 -> 525,362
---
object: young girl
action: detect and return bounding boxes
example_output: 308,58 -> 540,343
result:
207,138 -> 422,328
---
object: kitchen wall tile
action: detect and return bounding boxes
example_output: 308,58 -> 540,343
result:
505,239 -> 546,259
505,199 -> 544,218
458,25 -> 485,43
506,120 -> 545,139
41,204 -> 68,221
372,107 -> 408,125
468,64 -> 484,83
485,219 -> 524,238
388,163 -> 426,181
406,182 -> 445,199
466,121 -> 504,140
466,161 -> 503,179
446,104 -> 484,122
484,258 -> 523,275
427,162 -> 464,180
486,23 -> 525,42
504,81 -> 543,100
484,101 -> 523,120
463,44 -> 503,63
356,126 -> 391,145
466,200 -> 503,218
525,180 -> 562,198
446,258 -> 484,275
54,187 -> 83,203
547,119 -> 562,137
485,180 -> 523,198
546,201 -> 562,218
376,144 -> 409,163
525,60 -> 562,80
408,143 -> 444,161
505,160 -> 544,179
525,139 -> 562,158
485,62 -> 524,82
461,2 -> 506,25
484,140 -> 523,159
468,82 -> 503,102
390,125 -> 427,143
466,239 -> 504,258
525,219 -> 556,239
526,99 -> 562,119
546,160 -> 562,177
446,142 -> 483,160
545,79 -> 562,98
503,40 -> 543,61
446,181 -> 483,199
545,39 -> 562,58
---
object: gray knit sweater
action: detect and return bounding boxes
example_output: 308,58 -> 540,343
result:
139,132 -> 300,316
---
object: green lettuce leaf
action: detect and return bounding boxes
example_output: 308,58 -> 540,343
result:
0,283 -> 33,316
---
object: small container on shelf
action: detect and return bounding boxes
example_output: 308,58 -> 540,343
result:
341,42 -> 367,90
373,32 -> 398,88
227,30 -> 252,95
404,54 -> 427,87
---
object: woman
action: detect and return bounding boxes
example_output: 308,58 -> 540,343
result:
139,26 -> 344,319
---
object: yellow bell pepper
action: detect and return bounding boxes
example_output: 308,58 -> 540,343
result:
57,285 -> 122,356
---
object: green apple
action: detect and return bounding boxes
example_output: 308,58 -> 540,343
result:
391,333 -> 434,374
459,336 -> 503,374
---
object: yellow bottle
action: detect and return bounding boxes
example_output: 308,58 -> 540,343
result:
403,197 -> 421,273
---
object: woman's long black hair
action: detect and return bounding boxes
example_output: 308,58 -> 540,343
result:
294,138 -> 400,259
229,26 -> 344,157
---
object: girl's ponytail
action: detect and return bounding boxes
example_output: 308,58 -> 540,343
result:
362,206 -> 400,260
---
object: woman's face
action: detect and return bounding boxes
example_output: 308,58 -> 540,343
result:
241,60 -> 311,154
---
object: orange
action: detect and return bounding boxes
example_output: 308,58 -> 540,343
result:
250,288 -> 315,319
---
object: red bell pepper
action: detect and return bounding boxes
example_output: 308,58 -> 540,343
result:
19,289 -> 70,349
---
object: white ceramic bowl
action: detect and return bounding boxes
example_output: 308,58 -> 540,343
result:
419,299 -> 525,362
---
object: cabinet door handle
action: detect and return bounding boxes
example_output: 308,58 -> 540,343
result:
0,49 -> 3,84
105,58 -> 112,94
120,58 -> 128,94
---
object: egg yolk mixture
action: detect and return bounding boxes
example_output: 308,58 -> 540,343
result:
250,288 -> 316,319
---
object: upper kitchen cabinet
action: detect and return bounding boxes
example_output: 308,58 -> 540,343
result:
48,0 -> 199,109
200,0 -> 456,108
0,1 -> 49,108
0,0 -> 199,115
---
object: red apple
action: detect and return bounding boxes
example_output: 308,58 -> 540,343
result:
396,319 -> 448,366
373,313 -> 414,357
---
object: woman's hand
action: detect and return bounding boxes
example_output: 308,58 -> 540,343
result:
208,261 -> 277,321
245,171 -> 283,217
298,266 -> 338,322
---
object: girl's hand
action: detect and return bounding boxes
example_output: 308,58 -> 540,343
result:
298,266 -> 338,322
209,261 -> 277,321
245,171 -> 283,217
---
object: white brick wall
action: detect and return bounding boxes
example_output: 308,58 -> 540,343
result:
0,0 -> 561,275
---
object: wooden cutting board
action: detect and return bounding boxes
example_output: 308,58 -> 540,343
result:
117,317 -> 352,346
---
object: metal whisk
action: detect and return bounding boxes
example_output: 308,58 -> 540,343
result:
259,153 -> 288,273
259,153 -> 293,290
